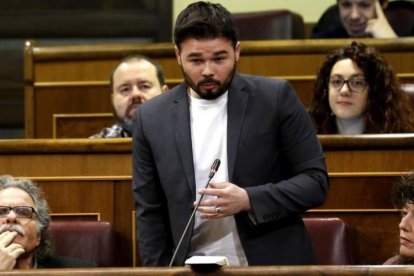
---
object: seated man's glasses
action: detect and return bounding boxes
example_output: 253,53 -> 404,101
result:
0,206 -> 37,219
329,75 -> 367,93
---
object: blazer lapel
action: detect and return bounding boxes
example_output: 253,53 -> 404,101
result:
173,84 -> 196,197
227,74 -> 249,181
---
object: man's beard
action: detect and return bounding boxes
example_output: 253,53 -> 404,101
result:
113,105 -> 136,136
181,61 -> 236,100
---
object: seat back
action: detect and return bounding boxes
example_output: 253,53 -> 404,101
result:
384,0 -> 414,36
233,10 -> 305,40
48,221 -> 119,267
304,218 -> 356,265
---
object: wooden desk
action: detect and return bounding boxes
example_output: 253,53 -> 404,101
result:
1,134 -> 413,265
24,38 -> 414,138
2,266 -> 414,275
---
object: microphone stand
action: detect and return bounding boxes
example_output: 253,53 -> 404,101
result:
168,159 -> 220,267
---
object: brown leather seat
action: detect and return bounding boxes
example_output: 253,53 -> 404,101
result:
233,10 -> 305,40
304,218 -> 356,265
48,221 -> 119,267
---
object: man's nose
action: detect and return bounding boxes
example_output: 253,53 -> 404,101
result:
350,6 -> 361,19
202,62 -> 214,76
5,210 -> 17,223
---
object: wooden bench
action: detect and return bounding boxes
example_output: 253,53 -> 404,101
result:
1,134 -> 413,265
24,38 -> 414,138
53,113 -> 114,138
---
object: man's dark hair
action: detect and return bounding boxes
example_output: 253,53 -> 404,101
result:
109,55 -> 165,90
174,1 -> 239,50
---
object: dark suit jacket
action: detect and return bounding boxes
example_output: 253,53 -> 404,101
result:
133,73 -> 329,266
37,255 -> 95,268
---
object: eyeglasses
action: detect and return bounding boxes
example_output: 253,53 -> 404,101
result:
0,206 -> 37,219
329,76 -> 367,93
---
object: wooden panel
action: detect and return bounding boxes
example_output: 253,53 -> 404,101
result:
36,177 -> 135,267
53,113 -> 115,138
24,38 -> 414,138
0,135 -> 413,265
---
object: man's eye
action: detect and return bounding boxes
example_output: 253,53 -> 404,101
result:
139,85 -> 152,91
119,87 -> 131,94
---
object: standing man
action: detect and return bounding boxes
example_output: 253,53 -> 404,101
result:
133,1 -> 328,266
91,55 -> 168,138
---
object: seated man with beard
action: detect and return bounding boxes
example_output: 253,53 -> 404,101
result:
90,55 -> 169,138
0,175 -> 93,269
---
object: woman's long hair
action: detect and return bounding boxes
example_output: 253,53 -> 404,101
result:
310,41 -> 414,134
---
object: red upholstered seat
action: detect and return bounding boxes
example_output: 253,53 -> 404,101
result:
48,221 -> 119,267
233,10 -> 305,40
304,218 -> 356,265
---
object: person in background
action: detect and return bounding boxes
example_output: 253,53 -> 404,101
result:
384,172 -> 414,265
311,0 -> 397,38
133,1 -> 328,267
310,41 -> 414,134
90,55 -> 168,138
0,175 -> 93,269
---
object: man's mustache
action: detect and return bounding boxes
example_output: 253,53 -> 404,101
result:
198,77 -> 220,86
0,224 -> 25,236
125,97 -> 142,118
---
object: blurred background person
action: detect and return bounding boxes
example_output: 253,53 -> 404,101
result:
310,41 -> 414,134
91,55 -> 168,138
311,0 -> 399,38
384,172 -> 414,265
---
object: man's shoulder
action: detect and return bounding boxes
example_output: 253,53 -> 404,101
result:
37,255 -> 96,268
236,73 -> 286,83
141,82 -> 186,109
234,73 -> 291,92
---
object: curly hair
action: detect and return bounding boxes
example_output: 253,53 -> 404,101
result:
390,173 -> 414,264
310,41 -> 414,134
0,175 -> 53,262
174,1 -> 239,50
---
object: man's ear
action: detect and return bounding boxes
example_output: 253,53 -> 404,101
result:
234,41 -> 241,62
175,46 -> 182,65
162,85 -> 169,92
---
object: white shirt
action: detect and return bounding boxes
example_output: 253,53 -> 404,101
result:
188,91 -> 248,266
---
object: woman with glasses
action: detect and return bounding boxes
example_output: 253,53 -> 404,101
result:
310,41 -> 414,134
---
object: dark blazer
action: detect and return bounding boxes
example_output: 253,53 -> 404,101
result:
37,255 -> 95,268
133,73 -> 329,266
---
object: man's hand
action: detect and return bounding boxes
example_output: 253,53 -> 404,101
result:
0,231 -> 25,270
195,182 -> 251,219
365,0 -> 397,38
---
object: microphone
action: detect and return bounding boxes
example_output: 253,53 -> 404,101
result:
168,159 -> 221,267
